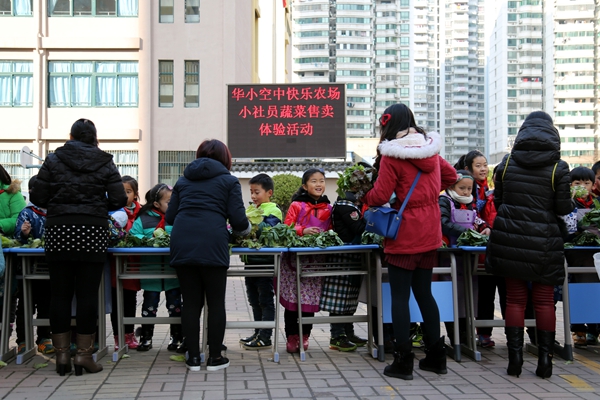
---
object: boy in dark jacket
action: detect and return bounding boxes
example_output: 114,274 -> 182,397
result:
240,174 -> 282,349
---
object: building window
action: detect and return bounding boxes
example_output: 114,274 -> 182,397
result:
184,0 -> 199,23
158,151 -> 195,187
400,88 -> 409,97
184,60 -> 199,108
0,61 -> 33,107
159,60 -> 173,108
48,61 -> 138,107
48,0 -> 138,16
400,37 -> 409,46
159,0 -> 173,23
106,150 -> 139,179
0,0 -> 32,16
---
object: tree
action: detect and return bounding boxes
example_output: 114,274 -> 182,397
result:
272,174 -> 302,219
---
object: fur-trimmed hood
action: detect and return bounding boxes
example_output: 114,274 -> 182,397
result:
378,131 -> 442,161
0,179 -> 22,194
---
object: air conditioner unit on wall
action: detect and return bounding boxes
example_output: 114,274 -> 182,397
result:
394,80 -> 399,85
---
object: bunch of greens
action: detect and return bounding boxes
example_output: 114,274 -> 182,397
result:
565,230 -> 600,248
299,229 -> 344,248
456,229 -> 489,247
115,228 -> 171,248
245,205 -> 264,238
147,228 -> 170,248
1,235 -> 23,248
361,231 -> 383,247
21,237 -> 43,248
579,208 -> 600,229
336,165 -> 375,199
235,223 -> 345,249
571,185 -> 589,199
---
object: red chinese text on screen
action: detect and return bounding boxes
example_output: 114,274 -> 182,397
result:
238,105 -> 334,119
259,123 -> 314,136
231,86 -> 340,101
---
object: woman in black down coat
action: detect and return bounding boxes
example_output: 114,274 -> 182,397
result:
166,139 -> 250,372
485,111 -> 573,379
31,119 -> 127,376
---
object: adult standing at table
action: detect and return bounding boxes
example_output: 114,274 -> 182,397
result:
363,103 -> 457,380
486,111 -> 573,379
166,139 -> 250,372
31,119 -> 127,376
0,164 -> 26,237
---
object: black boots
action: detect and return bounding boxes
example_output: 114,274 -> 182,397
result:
73,333 -> 103,376
536,330 -> 555,379
505,327 -> 524,377
52,331 -> 72,376
383,340 -> 414,380
419,336 -> 448,374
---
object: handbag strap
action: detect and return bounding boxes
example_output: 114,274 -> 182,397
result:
398,171 -> 421,215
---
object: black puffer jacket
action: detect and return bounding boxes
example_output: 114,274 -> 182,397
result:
31,140 -> 127,218
166,157 -> 250,268
485,117 -> 574,286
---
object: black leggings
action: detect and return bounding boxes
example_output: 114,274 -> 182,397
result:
175,265 -> 227,359
49,260 -> 104,335
110,287 -> 138,335
284,309 -> 314,337
387,265 -> 440,346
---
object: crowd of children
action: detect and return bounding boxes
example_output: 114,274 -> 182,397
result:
4,132 -> 600,379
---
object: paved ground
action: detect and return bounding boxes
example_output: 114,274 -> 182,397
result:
1,259 -> 600,399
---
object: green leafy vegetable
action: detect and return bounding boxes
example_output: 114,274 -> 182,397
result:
1,235 -> 22,248
336,165 -> 375,199
361,231 -> 383,247
565,230 -> 600,248
456,229 -> 489,247
571,185 -> 589,199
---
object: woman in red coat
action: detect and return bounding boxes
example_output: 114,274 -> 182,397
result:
364,103 -> 456,380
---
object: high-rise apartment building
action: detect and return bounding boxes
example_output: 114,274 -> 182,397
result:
549,0 -> 599,167
442,0 -> 486,161
488,0 -> 599,167
0,1 -> 290,194
291,0 -> 485,163
488,0 -> 544,164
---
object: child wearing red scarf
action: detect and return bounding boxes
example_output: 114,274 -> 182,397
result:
130,183 -> 182,352
566,167 -> 600,347
110,175 -> 142,351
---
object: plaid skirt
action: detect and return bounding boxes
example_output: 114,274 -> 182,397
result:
319,253 -> 363,314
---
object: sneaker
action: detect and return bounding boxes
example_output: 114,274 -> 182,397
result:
17,342 -> 26,355
124,333 -> 139,350
186,356 -> 201,372
243,337 -> 272,350
302,334 -> 309,351
573,332 -> 587,348
137,337 -> 153,351
347,333 -> 368,347
329,335 -> 357,352
586,333 -> 598,346
176,339 -> 188,354
239,333 -> 258,345
286,334 -> 300,353
168,335 -> 183,351
206,356 -> 230,371
477,334 -> 495,348
37,338 -> 55,354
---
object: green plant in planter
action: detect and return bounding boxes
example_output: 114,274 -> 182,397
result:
272,174 -> 302,218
